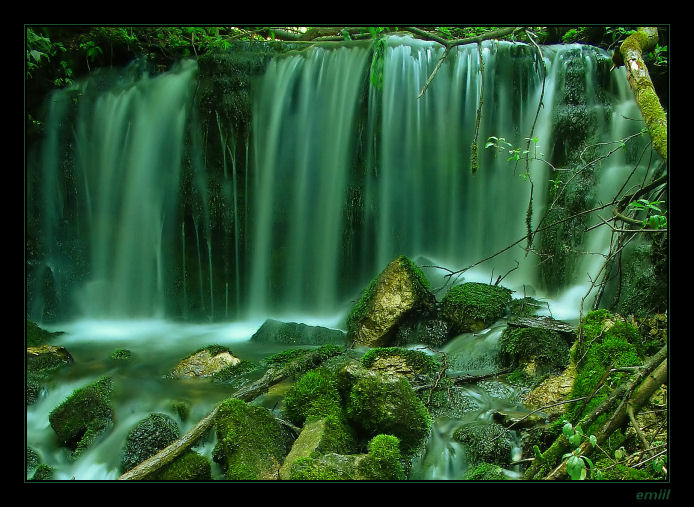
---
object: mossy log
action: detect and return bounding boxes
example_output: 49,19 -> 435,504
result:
618,27 -> 667,162
523,344 -> 667,480
118,347 -> 340,480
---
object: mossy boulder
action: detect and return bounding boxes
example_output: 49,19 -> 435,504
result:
440,282 -> 512,334
120,413 -> 180,473
171,345 -> 241,379
498,325 -> 571,377
452,422 -> 513,467
251,319 -> 347,346
279,416 -> 356,480
48,376 -> 114,457
27,344 -> 74,372
283,367 -> 345,427
151,450 -> 212,481
347,255 -> 436,348
287,434 -> 405,481
213,398 -> 295,480
26,320 -> 63,347
341,363 -> 431,452
360,346 -> 440,381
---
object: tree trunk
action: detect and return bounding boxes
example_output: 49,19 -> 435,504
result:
619,27 -> 667,162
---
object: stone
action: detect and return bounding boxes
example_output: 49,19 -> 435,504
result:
347,255 -> 436,348
171,347 -> 241,379
251,319 -> 346,346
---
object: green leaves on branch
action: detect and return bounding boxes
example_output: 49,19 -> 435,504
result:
561,422 -> 602,480
627,199 -> 667,229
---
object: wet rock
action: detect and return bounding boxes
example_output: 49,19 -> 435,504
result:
453,422 -> 513,467
347,255 -> 436,348
251,319 -> 346,346
171,346 -> 241,379
27,345 -> 74,372
441,282 -> 512,334
120,413 -> 180,473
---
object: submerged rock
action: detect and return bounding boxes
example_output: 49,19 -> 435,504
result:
347,255 -> 436,348
171,346 -> 241,379
27,345 -> 73,372
251,319 -> 346,346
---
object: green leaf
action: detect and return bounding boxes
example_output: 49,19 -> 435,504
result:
589,435 -> 597,447
562,422 -> 573,438
567,455 -> 586,480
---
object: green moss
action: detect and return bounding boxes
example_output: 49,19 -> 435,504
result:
453,422 -> 512,466
48,376 -> 114,457
499,326 -> 570,374
347,275 -> 379,332
565,310 -> 643,428
356,434 -> 406,480
29,464 -> 54,481
283,367 -> 344,426
441,282 -> 512,333
346,373 -> 431,451
465,462 -> 508,480
151,450 -> 212,481
110,348 -> 132,360
211,359 -> 258,385
26,320 -> 62,346
214,398 -> 294,480
120,413 -> 180,473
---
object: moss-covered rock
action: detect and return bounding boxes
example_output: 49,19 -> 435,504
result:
120,413 -> 180,473
287,434 -> 405,481
251,319 -> 347,346
110,348 -> 133,360
48,376 -> 114,458
29,464 -> 55,481
151,450 -> 212,481
26,320 -> 63,347
283,367 -> 344,426
498,325 -> 571,377
347,255 -> 436,348
27,345 -> 74,372
453,422 -> 513,467
440,282 -> 512,334
213,398 -> 294,480
342,364 -> 431,452
170,345 -> 241,379
360,347 -> 440,380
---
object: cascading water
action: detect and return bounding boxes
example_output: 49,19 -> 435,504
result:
26,35 -> 659,481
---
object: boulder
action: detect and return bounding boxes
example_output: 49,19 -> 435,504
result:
213,398 -> 295,480
251,319 -> 346,346
120,413 -> 180,473
347,255 -> 436,348
440,282 -> 512,334
27,345 -> 73,372
171,346 -> 241,379
452,422 -> 513,466
49,376 -> 114,457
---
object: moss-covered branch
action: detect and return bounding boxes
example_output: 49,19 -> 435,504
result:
618,27 -> 667,162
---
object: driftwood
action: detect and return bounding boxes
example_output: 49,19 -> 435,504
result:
117,347 -> 340,480
507,315 -> 576,339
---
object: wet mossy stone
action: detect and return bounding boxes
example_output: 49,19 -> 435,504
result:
120,413 -> 180,473
287,434 -> 405,481
283,367 -> 345,427
347,255 -> 436,348
498,326 -> 570,376
213,398 -> 295,480
48,376 -> 114,458
342,364 -> 431,451
441,282 -> 513,334
251,319 -> 347,346
27,345 -> 74,372
453,422 -> 513,467
150,450 -> 212,481
26,320 -> 63,347
465,462 -> 509,480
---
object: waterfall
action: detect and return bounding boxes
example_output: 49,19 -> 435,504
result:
27,37 -> 654,323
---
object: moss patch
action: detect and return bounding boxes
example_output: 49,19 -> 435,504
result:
441,282 -> 512,333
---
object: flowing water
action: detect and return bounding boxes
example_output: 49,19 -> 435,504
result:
26,36 -> 657,480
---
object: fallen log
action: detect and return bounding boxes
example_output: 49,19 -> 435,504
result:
118,346 -> 341,480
